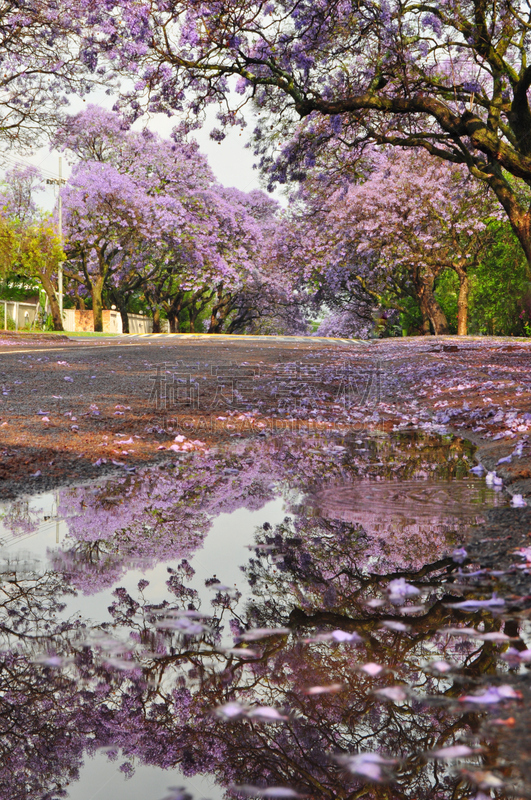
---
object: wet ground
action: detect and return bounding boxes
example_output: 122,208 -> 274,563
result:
2,333 -> 531,799
0,333 -> 531,500
2,428 -> 531,800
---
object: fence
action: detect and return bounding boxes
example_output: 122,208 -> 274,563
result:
1,300 -> 41,331
0,302 -> 165,334
62,308 -> 167,334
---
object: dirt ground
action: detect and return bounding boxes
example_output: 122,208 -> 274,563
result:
0,332 -> 530,500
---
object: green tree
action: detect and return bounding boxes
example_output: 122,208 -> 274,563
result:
0,213 -> 65,331
469,222 -> 531,336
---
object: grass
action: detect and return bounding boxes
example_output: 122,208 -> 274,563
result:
0,330 -> 122,338
47,330 -> 122,337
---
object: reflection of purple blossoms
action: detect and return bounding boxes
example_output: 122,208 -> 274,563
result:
0,432 -> 519,800
53,433 -> 484,595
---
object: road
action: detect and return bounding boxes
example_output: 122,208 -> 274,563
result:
0,332 -> 530,499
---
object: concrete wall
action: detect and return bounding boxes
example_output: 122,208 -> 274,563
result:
63,308 -> 167,333
1,300 -> 40,330
63,309 -> 76,331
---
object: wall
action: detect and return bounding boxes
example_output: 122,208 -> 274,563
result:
63,309 -> 167,334
1,300 -> 40,330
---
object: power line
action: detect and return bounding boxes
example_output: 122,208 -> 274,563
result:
0,151 -> 68,181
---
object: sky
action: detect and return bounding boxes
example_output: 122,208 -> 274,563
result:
0,95 -> 279,214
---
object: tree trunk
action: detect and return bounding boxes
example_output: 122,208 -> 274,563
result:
208,285 -> 231,333
118,301 -> 129,334
189,302 -> 201,333
418,280 -> 449,335
487,171 -> 531,278
152,307 -> 161,333
73,285 -> 85,311
168,314 -> 179,333
38,272 -> 64,331
456,271 -> 469,336
208,311 -> 220,334
92,279 -> 104,333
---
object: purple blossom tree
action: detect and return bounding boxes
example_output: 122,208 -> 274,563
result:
0,2 -> 99,147
57,107 -> 291,334
287,150 -> 502,336
89,0 -> 531,273
57,108 -> 226,331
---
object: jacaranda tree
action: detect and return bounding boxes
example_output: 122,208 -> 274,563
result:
56,106 -> 288,333
85,0 -> 531,273
286,149 -> 502,336
0,1 -> 104,146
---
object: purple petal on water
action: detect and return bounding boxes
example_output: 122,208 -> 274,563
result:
374,686 -> 408,702
452,547 -> 468,564
247,706 -> 288,721
459,685 -> 522,704
380,620 -> 410,632
439,627 -> 480,637
359,663 -> 384,677
428,745 -> 481,759
238,627 -> 290,641
335,752 -> 397,782
476,632 -> 513,642
330,629 -> 363,642
428,660 -> 454,673
387,578 -> 420,603
215,702 -> 247,719
303,683 -> 343,695
229,785 -> 303,798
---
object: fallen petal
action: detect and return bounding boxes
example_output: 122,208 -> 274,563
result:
215,702 -> 247,719
247,706 -> 288,721
238,628 -> 290,641
359,663 -> 384,677
229,785 -> 303,798
428,745 -> 481,759
374,686 -> 408,702
303,683 -> 343,695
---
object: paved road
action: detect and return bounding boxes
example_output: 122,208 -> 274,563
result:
0,332 -> 373,498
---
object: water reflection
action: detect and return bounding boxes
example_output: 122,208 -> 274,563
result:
0,432 -> 527,800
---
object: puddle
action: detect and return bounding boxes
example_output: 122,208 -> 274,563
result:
1,431 -> 529,800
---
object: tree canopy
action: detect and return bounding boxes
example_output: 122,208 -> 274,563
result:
87,0 -> 531,269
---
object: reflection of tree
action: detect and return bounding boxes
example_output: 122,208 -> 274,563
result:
0,432 -> 514,799
0,563 -> 89,800
0,497 -> 43,540
94,547 -> 500,800
1,548 -> 506,800
50,432 -> 489,593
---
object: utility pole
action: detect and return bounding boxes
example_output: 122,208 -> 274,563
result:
58,156 -> 63,316
46,157 -> 66,317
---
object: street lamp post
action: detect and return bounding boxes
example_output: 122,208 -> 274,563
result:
46,156 -> 66,319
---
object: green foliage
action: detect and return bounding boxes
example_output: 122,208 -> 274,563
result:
0,308 -> 16,330
395,223 -> 530,336
0,276 -> 41,302
16,220 -> 64,281
468,222 -> 531,336
180,299 -> 211,333
434,271 -> 459,335
396,295 -> 425,336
